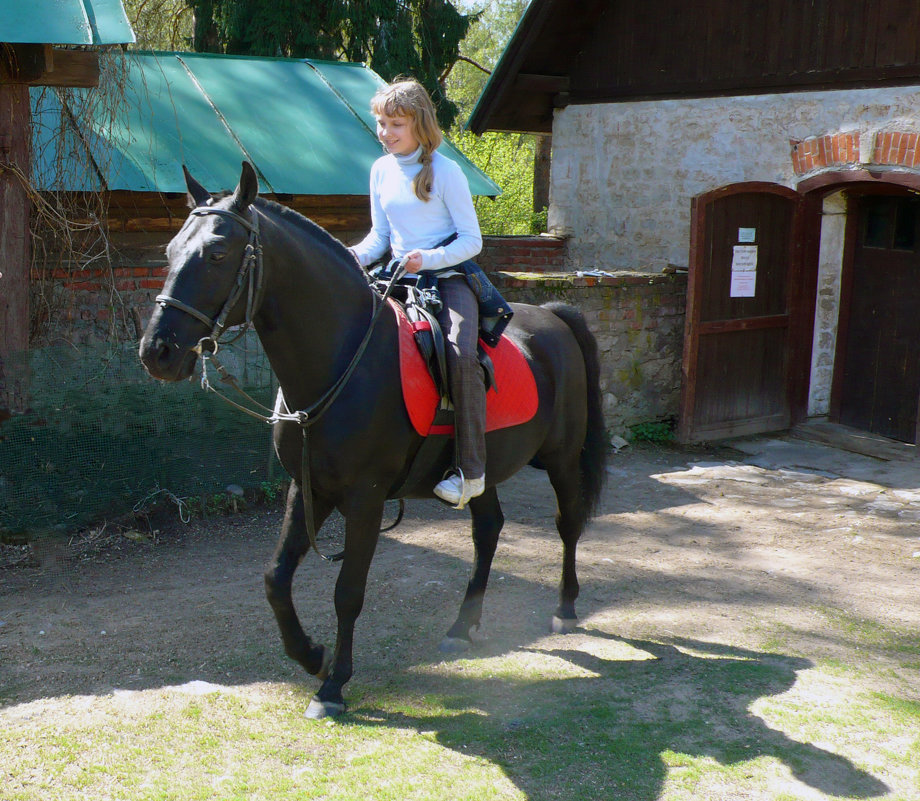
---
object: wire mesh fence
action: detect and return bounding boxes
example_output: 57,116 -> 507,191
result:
0,331 -> 279,536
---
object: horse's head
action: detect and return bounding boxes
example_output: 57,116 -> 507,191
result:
139,162 -> 262,381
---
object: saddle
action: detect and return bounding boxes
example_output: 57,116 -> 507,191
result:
387,297 -> 538,437
399,283 -> 496,400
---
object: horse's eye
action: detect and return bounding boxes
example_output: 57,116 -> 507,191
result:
208,251 -> 227,262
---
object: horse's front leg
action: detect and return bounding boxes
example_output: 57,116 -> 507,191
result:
440,487 -> 503,653
307,492 -> 385,719
265,480 -> 334,678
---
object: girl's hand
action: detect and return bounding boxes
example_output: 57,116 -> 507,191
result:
403,250 -> 424,274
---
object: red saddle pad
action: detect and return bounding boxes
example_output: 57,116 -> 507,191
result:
389,299 -> 538,436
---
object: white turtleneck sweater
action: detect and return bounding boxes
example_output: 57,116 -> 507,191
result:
350,147 -> 483,272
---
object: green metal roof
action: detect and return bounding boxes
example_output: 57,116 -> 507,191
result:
31,51 -> 501,197
2,0 -> 135,45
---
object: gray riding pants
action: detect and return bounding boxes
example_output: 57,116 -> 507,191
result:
436,276 -> 486,480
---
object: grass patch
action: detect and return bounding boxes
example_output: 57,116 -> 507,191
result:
2,631 -> 916,800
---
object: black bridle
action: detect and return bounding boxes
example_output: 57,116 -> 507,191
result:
155,205 -> 264,356
156,203 -> 406,560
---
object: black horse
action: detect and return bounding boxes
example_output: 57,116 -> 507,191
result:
139,162 -> 607,718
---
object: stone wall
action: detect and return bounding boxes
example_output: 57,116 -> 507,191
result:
549,85 -> 920,272
494,271 -> 686,434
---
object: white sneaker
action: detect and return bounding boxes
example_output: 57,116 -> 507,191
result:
434,473 -> 485,509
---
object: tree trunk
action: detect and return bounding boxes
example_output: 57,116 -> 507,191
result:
533,134 -> 552,215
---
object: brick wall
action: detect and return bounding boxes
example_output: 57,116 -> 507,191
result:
33,264 -> 165,344
478,235 -> 566,273
32,229 -> 170,346
37,232 -> 568,345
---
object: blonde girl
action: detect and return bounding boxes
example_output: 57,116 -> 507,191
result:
349,78 -> 487,508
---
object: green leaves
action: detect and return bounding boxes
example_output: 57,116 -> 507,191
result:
453,129 -> 541,235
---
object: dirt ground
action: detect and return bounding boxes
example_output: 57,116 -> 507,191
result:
1,434 -> 918,708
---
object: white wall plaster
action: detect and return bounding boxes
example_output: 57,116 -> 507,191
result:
549,85 -> 920,271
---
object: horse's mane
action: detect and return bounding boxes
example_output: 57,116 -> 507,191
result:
208,191 -> 367,283
253,196 -> 367,281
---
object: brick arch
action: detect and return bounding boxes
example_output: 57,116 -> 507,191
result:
791,132 -> 860,175
792,129 -> 920,182
873,130 -> 920,168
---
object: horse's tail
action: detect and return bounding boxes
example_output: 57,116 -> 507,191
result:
544,302 -> 608,520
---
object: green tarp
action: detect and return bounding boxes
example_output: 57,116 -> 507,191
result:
31,51 -> 501,197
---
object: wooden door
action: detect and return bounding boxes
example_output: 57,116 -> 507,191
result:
833,194 -> 920,443
679,184 -> 808,442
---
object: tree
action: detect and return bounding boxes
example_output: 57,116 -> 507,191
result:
122,0 -> 193,50
444,0 -> 529,119
445,1 -> 540,236
185,0 -> 477,128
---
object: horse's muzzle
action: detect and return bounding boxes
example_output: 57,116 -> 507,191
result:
139,332 -> 198,381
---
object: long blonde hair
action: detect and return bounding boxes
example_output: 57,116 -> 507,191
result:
371,78 -> 443,201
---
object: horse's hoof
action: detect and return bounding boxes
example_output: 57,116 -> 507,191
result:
439,636 -> 472,654
305,697 -> 347,720
315,646 -> 334,681
551,615 -> 578,634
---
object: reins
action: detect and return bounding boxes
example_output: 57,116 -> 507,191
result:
159,202 -> 407,561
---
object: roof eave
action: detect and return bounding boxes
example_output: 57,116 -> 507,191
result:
2,0 -> 135,46
466,0 -> 556,135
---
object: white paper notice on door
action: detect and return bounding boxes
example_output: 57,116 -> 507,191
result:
730,245 -> 757,297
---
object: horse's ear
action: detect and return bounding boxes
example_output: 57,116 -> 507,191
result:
232,161 -> 259,211
183,165 -> 211,208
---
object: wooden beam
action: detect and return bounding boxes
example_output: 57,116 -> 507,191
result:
0,44 -> 100,88
0,82 -> 31,411
0,43 -> 51,84
513,73 -> 570,93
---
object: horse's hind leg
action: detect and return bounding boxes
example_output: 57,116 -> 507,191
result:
441,487 -> 504,653
265,481 -> 334,677
547,462 -> 588,634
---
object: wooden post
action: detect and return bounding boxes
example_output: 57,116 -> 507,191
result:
0,82 -> 31,413
533,134 -> 552,220
0,44 -> 101,413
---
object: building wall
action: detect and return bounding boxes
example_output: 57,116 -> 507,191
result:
548,85 -> 920,272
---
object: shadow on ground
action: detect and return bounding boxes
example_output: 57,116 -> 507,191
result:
348,632 -> 889,801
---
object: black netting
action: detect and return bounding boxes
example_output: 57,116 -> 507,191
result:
1,332 -> 280,534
